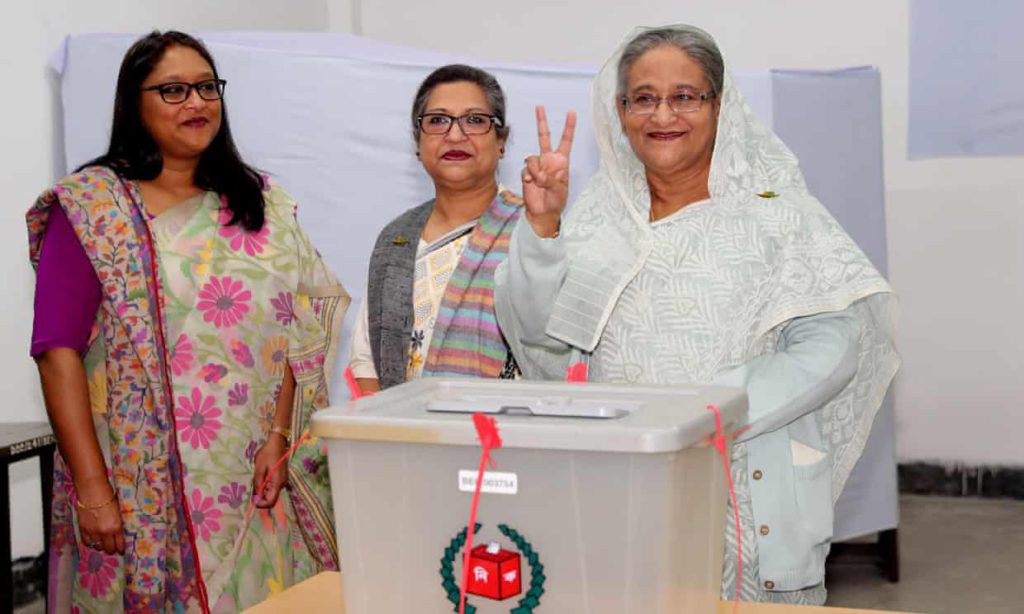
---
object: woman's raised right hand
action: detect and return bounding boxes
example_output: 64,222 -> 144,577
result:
76,477 -> 125,555
522,106 -> 576,238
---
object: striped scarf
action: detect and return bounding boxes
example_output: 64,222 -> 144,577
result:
423,189 -> 522,378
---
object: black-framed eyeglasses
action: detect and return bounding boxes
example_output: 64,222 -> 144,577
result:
622,89 -> 716,115
417,112 -> 503,135
141,79 -> 227,104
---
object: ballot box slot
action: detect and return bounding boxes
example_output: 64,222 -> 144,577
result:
426,395 -> 638,419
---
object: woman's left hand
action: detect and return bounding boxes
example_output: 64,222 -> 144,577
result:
252,434 -> 289,509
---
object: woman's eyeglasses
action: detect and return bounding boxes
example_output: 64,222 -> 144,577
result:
141,79 -> 227,104
417,112 -> 503,135
622,88 -> 716,115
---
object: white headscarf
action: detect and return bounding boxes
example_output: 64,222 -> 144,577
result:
545,25 -> 899,497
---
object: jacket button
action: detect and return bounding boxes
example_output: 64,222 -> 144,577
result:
759,525 -> 770,536
764,580 -> 775,590
752,470 -> 763,480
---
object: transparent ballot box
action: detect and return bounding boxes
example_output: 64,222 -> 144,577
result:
312,378 -> 747,613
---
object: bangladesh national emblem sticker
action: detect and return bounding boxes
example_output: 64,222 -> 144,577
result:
439,523 -> 546,613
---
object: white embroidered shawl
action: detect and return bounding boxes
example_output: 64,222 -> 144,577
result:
544,25 -> 899,498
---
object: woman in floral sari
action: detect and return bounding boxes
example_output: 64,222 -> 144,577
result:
28,31 -> 348,612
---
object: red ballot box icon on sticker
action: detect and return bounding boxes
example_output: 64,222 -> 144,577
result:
465,542 -> 522,601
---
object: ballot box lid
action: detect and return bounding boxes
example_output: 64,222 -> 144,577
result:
312,378 -> 747,454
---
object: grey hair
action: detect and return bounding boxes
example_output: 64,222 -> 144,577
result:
410,64 -> 510,143
616,26 -> 725,99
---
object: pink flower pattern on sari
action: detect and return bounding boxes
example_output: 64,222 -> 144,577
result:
270,291 -> 294,326
189,488 -> 223,542
171,333 -> 195,376
77,549 -> 119,598
175,387 -> 223,449
196,276 -> 251,328
218,482 -> 247,510
198,363 -> 228,383
228,382 -> 249,406
245,439 -> 260,462
230,339 -> 255,367
218,208 -> 270,256
302,456 -> 321,475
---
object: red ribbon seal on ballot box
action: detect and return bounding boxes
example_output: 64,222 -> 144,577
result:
440,412 -> 545,613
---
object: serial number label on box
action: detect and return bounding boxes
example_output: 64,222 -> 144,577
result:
458,470 -> 518,495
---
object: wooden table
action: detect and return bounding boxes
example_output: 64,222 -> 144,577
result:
245,572 -> 917,614
0,422 -> 56,614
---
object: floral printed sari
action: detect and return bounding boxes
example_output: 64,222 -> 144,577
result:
27,166 -> 348,613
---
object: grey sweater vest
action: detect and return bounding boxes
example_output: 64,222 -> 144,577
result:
366,200 -> 434,389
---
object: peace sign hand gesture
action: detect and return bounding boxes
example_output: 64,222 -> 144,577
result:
522,106 -> 576,238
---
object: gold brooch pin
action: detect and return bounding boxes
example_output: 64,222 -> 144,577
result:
757,191 -> 779,199
392,235 -> 409,246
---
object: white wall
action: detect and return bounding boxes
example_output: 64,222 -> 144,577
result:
4,0 -> 1021,559
352,0 -> 1024,466
0,0 -> 331,559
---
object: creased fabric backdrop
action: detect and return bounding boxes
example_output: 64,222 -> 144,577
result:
54,32 -> 891,541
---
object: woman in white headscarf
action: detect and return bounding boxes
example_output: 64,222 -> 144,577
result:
496,25 -> 899,604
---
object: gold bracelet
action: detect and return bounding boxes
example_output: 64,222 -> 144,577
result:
76,493 -> 117,511
269,425 -> 292,442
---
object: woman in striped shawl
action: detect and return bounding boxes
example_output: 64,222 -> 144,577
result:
348,65 -> 523,392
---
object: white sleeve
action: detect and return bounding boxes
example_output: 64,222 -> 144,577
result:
347,297 -> 379,379
497,220 -> 571,349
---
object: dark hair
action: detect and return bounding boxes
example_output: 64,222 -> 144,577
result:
617,26 -> 725,100
410,64 -> 510,143
80,30 -> 265,231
